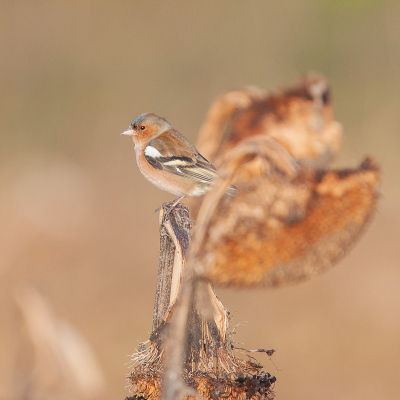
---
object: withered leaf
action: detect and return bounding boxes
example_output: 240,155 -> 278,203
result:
196,73 -> 342,169
192,136 -> 379,288
188,75 -> 379,288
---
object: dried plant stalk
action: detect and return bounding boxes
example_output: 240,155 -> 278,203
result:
127,204 -> 276,400
153,226 -> 175,331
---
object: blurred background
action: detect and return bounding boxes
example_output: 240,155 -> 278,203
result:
1,1 -> 399,399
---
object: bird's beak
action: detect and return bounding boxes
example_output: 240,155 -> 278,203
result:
121,127 -> 136,136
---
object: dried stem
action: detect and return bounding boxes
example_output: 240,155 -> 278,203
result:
153,226 -> 175,332
153,203 -> 192,332
127,202 -> 276,400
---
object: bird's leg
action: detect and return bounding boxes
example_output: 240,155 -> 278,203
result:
162,195 -> 186,223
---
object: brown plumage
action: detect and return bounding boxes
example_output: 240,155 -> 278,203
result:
121,113 -> 236,201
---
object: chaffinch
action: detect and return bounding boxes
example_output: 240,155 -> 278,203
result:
121,113 -> 235,210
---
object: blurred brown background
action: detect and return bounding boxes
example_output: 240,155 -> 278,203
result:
1,1 -> 399,399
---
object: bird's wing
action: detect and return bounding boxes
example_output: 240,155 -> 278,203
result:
144,138 -> 217,183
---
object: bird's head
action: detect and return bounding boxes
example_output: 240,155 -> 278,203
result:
121,113 -> 171,147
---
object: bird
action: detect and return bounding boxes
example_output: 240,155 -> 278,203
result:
121,112 -> 236,216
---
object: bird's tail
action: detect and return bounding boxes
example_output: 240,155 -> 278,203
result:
226,185 -> 237,196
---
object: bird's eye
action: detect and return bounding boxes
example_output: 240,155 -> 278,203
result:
140,125 -> 146,130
